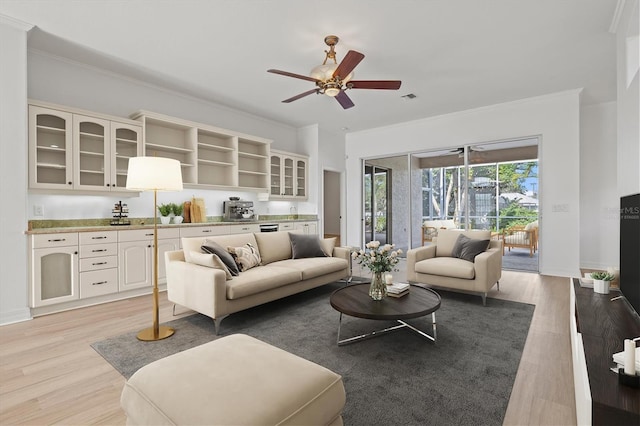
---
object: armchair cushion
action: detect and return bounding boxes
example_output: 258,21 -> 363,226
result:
415,257 -> 476,279
451,234 -> 490,262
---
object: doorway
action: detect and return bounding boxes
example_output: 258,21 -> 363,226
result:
363,164 -> 391,245
323,170 -> 341,245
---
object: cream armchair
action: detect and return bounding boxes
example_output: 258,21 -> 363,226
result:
407,229 -> 502,305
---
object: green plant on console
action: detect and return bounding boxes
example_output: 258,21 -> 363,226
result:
170,203 -> 183,216
158,203 -> 172,217
590,271 -> 615,281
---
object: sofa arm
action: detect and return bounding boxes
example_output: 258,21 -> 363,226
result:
473,247 -> 502,291
406,245 -> 436,281
165,250 -> 228,319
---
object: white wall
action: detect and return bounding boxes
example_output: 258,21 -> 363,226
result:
580,102 -> 619,269
345,90 -> 582,277
616,0 -> 640,197
0,17 -> 33,324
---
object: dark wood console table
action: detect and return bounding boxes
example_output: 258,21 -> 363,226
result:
572,279 -> 640,425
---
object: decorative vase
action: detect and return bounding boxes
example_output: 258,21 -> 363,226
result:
369,271 -> 388,300
593,279 -> 610,294
160,216 -> 171,225
173,215 -> 183,224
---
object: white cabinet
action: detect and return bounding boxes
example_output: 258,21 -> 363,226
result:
131,110 -> 271,190
78,231 -> 118,298
29,102 -> 142,192
28,105 -> 74,189
228,223 -> 260,234
30,233 -> 79,307
293,221 -> 318,235
180,225 -> 231,238
118,228 -> 180,292
269,150 -> 308,200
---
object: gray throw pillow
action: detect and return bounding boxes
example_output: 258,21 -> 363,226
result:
202,240 -> 240,276
289,233 -> 327,259
451,234 -> 490,262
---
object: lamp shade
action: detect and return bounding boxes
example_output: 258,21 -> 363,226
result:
126,157 -> 183,191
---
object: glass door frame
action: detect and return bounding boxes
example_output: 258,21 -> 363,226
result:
362,161 -> 392,247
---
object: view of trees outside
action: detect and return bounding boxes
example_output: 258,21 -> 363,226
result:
422,160 -> 538,231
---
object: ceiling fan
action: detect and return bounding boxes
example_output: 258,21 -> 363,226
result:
267,35 -> 402,109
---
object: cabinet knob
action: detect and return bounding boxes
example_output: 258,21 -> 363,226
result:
112,184 -> 116,187
74,251 -> 78,255
68,182 -> 72,185
91,236 -> 107,239
92,281 -> 108,286
147,244 -> 152,248
106,184 -> 110,187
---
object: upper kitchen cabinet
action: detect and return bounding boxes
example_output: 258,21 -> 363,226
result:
131,110 -> 271,191
270,150 -> 308,200
28,101 -> 142,192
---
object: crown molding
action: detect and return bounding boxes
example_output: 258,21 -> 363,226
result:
0,13 -> 34,32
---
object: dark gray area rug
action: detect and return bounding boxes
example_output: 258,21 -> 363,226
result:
92,282 -> 534,426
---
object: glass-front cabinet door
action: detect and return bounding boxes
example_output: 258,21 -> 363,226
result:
296,159 -> 307,198
73,114 -> 110,191
111,123 -> 142,190
283,157 -> 294,197
32,246 -> 79,307
28,106 -> 74,189
270,155 -> 282,197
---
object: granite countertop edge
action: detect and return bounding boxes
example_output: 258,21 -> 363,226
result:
26,218 -> 317,234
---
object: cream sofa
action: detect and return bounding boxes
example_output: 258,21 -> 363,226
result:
165,231 -> 350,334
407,229 -> 502,305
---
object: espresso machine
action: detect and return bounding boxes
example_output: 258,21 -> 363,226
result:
223,200 -> 255,221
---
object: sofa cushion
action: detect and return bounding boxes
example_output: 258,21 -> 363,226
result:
415,257 -> 476,279
254,232 -> 292,265
289,233 -> 327,259
273,257 -> 349,281
320,237 -> 337,256
202,240 -> 240,276
451,234 -> 490,262
227,243 -> 261,272
188,251 -> 233,279
226,265 -> 302,299
436,229 -> 491,257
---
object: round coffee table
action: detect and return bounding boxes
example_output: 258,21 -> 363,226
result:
329,283 -> 441,345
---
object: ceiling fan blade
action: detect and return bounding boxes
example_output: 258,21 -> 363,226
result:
282,89 -> 318,103
348,80 -> 402,90
333,50 -> 365,80
335,91 -> 355,109
267,69 -> 320,83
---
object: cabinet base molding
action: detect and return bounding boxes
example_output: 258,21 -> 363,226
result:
31,284 -> 166,318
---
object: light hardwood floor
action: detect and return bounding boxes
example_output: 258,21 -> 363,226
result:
0,269 -> 576,425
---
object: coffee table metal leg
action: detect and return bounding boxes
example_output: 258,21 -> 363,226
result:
336,312 -> 437,345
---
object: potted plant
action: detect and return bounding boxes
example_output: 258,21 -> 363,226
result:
590,271 -> 615,294
171,202 -> 184,224
158,203 -> 172,225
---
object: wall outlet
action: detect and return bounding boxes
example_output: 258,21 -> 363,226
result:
33,205 -> 44,217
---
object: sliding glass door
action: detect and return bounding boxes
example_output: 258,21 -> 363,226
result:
363,164 -> 391,245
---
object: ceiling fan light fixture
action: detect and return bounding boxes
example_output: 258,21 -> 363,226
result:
324,86 -> 341,97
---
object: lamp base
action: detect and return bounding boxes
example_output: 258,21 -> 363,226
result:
137,325 -> 175,341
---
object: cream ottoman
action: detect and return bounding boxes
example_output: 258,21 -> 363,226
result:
120,334 -> 346,425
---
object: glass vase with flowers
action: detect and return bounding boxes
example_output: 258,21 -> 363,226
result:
352,241 -> 402,300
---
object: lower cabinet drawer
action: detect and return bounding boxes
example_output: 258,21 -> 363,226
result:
80,268 -> 118,298
79,255 -> 118,272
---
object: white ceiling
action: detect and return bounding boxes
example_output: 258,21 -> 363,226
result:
0,0 -> 619,134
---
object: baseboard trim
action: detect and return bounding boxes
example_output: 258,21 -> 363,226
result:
0,307 -> 32,326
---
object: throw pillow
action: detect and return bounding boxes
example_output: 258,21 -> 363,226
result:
189,251 -> 233,280
202,240 -> 240,276
451,234 -> 490,262
320,237 -> 337,256
289,233 -> 327,259
227,243 -> 261,272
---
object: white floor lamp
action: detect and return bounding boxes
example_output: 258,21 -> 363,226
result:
127,156 -> 183,341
